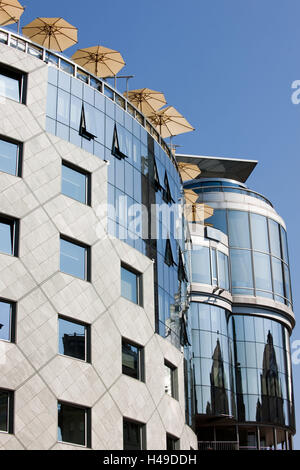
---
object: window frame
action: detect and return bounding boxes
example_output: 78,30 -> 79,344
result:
164,360 -> 178,400
0,215 -> 19,257
0,299 -> 16,343
61,160 -> 91,206
0,63 -> 27,104
60,235 -> 91,282
57,400 -> 91,448
121,263 -> 143,307
0,389 -> 14,434
0,135 -> 23,177
123,417 -> 146,450
122,338 -> 145,382
166,433 -> 180,450
58,315 -> 91,363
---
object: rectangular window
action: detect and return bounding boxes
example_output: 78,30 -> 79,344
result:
58,316 -> 90,362
58,401 -> 91,447
0,136 -> 22,176
0,216 -> 18,256
122,339 -> 144,382
60,236 -> 90,281
0,390 -> 14,433
123,418 -> 146,450
0,65 -> 26,103
62,161 -> 91,205
166,433 -> 180,450
121,264 -> 142,306
164,361 -> 178,400
0,300 -> 16,343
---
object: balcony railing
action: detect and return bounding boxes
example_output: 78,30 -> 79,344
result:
198,441 -> 239,451
0,27 -> 178,169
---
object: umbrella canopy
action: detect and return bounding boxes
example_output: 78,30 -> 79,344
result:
184,203 -> 214,223
178,162 -> 201,182
183,188 -> 198,205
72,45 -> 125,78
148,106 -> 195,138
22,17 -> 78,52
0,0 -> 24,26
123,88 -> 166,116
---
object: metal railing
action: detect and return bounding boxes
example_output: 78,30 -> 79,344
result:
198,441 -> 239,451
0,27 -> 178,169
192,185 -> 273,208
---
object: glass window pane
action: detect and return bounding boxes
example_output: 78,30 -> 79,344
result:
269,219 -> 281,258
228,211 -> 250,248
205,209 -> 227,235
60,238 -> 86,280
253,252 -> 272,292
62,164 -> 87,204
191,246 -> 211,284
218,251 -> 229,290
70,95 -> 82,130
122,341 -> 139,379
283,264 -> 291,302
230,249 -> 253,289
121,267 -> 138,304
0,219 -> 14,255
0,391 -> 8,432
57,89 -> 70,125
58,402 -> 86,446
164,364 -> 173,396
280,227 -> 289,264
59,317 -> 86,361
211,249 -> 217,286
0,301 -> 11,342
123,420 -> 142,450
0,138 -> 19,176
0,70 -> 20,102
272,257 -> 284,297
250,213 -> 269,253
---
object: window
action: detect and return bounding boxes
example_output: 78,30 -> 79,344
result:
122,339 -> 144,381
0,390 -> 14,433
123,418 -> 146,450
112,124 -> 128,159
191,246 -> 210,284
164,238 -> 177,267
0,65 -> 26,103
80,104 -> 97,141
0,300 -> 15,343
164,361 -> 178,399
0,216 -> 18,256
163,174 -> 174,204
58,401 -> 91,447
62,161 -> 91,205
60,236 -> 90,281
0,136 -> 22,176
121,264 -> 142,306
166,434 -> 180,450
58,316 -> 90,362
178,248 -> 188,282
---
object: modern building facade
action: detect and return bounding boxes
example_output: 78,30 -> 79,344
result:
0,27 -> 295,450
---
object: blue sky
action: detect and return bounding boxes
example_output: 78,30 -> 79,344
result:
12,0 -> 300,448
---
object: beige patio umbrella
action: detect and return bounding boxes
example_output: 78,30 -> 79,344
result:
22,17 -> 78,52
184,203 -> 214,223
0,0 -> 24,26
123,88 -> 166,116
184,188 -> 198,205
148,106 -> 195,138
72,45 -> 125,78
178,162 -> 201,182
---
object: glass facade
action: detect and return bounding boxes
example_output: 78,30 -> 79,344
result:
190,245 -> 229,291
191,302 -> 295,428
201,209 -> 292,307
46,67 -> 186,346
0,137 -> 21,176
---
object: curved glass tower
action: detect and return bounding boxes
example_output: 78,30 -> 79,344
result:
178,154 -> 295,450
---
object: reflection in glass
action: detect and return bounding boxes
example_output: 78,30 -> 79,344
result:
58,402 -> 86,446
230,249 -> 253,289
253,252 -> 272,292
228,211 -> 250,248
121,266 -> 138,304
60,238 -> 87,280
206,209 -> 227,234
0,391 -> 9,432
58,317 -> 87,361
0,301 -> 13,342
208,339 -> 229,416
269,219 -> 281,258
0,218 -> 15,255
0,138 -> 19,176
250,213 -> 269,253
0,70 -> 21,102
191,246 -> 211,284
123,420 -> 143,450
122,341 -> 142,380
62,163 -> 88,204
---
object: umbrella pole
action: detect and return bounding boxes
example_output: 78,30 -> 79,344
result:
17,20 -> 20,34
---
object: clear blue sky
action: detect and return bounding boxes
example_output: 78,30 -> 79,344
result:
14,0 -> 300,449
